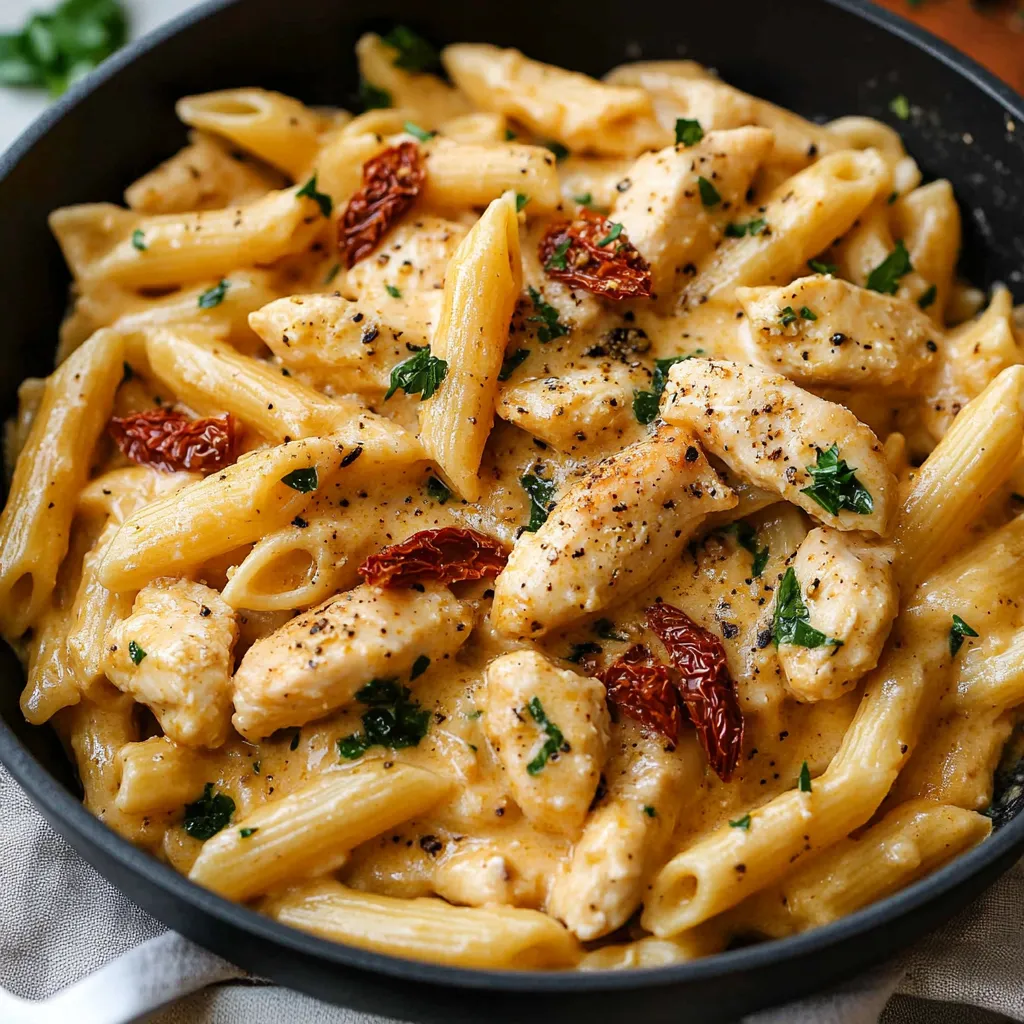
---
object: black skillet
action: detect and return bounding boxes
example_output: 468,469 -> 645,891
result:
1,1 -> 1023,1020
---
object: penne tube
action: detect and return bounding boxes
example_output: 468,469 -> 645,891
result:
955,629 -> 1024,711
189,762 -> 452,901
20,603 -> 80,726
0,328 -> 124,638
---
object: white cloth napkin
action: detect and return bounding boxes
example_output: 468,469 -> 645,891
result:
1,763 -> 1022,1023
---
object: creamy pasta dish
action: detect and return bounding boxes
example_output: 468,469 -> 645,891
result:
3,29 -> 1024,971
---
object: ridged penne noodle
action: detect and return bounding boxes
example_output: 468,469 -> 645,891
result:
955,629 -> 1024,711
2,377 -> 45,477
0,328 -> 124,638
825,116 -> 920,194
438,111 -> 509,146
263,879 -> 580,968
190,763 -> 452,900
418,191 -> 522,500
176,89 -> 326,178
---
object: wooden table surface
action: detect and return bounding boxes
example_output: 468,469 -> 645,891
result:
873,0 -> 1024,93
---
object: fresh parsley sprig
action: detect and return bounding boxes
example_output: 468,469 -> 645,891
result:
526,286 -> 568,342
526,697 -> 566,775
773,567 -> 841,649
801,444 -> 874,517
385,346 -> 448,401
338,678 -> 431,760
521,473 -> 556,532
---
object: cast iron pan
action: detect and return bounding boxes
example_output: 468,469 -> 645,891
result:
1,1 -> 1023,1020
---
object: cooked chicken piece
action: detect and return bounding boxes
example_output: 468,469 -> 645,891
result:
738,275 -> 938,391
778,528 -> 898,702
662,359 -> 897,536
491,425 -> 736,637
482,650 -> 610,836
232,581 -> 473,740
547,721 -> 704,940
614,127 -> 773,296
496,363 -> 645,453
103,579 -> 237,747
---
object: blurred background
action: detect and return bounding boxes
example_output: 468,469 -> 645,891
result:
0,0 -> 1021,151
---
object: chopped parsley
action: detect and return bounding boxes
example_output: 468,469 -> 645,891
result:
633,389 -> 661,425
675,118 -> 704,146
197,279 -> 229,309
384,345 -> 448,401
918,284 -> 937,310
338,678 -> 431,759
296,173 -> 332,217
525,696 -> 566,775
280,467 -> 318,493
385,283 -> 402,299
643,805 -> 658,818
726,521 -> 769,578
382,25 -> 440,72
574,192 -> 594,207
801,444 -> 874,516
0,0 -> 127,97
800,306 -> 817,321
521,473 -> 556,532
544,140 -> 570,161
808,257 -> 838,276
949,615 -> 979,657
505,128 -> 516,141
359,79 -> 391,110
866,240 -> 913,295
526,285 -> 568,342
567,641 -> 601,663
596,222 -> 624,247
773,567 -> 841,649
403,120 -> 435,143
239,827 -> 258,839
515,192 -> 530,212
323,262 -> 341,284
498,348 -> 531,381
425,475 -> 450,504
697,175 -> 721,208
410,654 -> 431,680
183,783 -> 235,840
131,228 -> 146,251
729,814 -> 751,830
889,94 -> 911,121
128,640 -> 146,665
634,352 -> 701,424
779,306 -> 798,327
594,618 -> 629,642
544,237 -> 571,271
725,217 -> 767,238
798,761 -> 812,792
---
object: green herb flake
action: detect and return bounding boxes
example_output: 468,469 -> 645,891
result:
359,79 -> 392,110
779,306 -> 798,327
239,827 -> 258,839
866,239 -> 913,295
505,128 -> 517,141
574,192 -> 594,207
338,677 -> 431,759
727,521 -> 770,579
426,475 -> 451,504
252,760 -> 261,775
725,217 -> 767,238
567,641 -> 601,663
498,347 -> 531,381
889,94 -> 911,121
403,120 -> 435,143
643,804 -> 658,818
280,467 -> 318,493
515,192 -> 530,212
594,618 -> 629,642
385,283 -> 402,299
296,173 -> 333,217
917,283 -> 937,310
128,640 -> 146,665
633,388 -> 661,425
808,258 -> 838,276
675,118 -> 704,146
596,222 -> 624,247
465,709 -> 483,720
798,761 -> 812,792
800,306 -> 817,321
323,262 -> 341,285
521,473 -> 556,532
183,783 -> 235,840
197,279 -> 229,309
697,175 -> 721,208
773,567 -> 841,649
544,140 -> 570,161
801,443 -> 874,516
384,345 -> 448,401
131,228 -> 146,251
525,696 -> 565,775
729,814 -> 751,830
949,614 -> 979,657
887,190 -> 899,205
544,237 -> 571,271
382,25 -> 440,72
410,654 -> 431,680
526,285 -> 568,342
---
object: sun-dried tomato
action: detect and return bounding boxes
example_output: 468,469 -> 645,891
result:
340,141 -> 425,267
600,644 -> 684,746
358,527 -> 509,587
646,603 -> 744,782
108,409 -> 237,474
538,209 -> 652,301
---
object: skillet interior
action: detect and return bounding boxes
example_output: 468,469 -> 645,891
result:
1,0 -> 1023,1019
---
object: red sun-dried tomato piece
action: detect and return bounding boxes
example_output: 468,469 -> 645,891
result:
600,644 -> 685,746
646,602 -> 744,782
538,209 -> 652,301
108,409 -> 237,474
358,527 -> 509,587
339,141 -> 426,267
